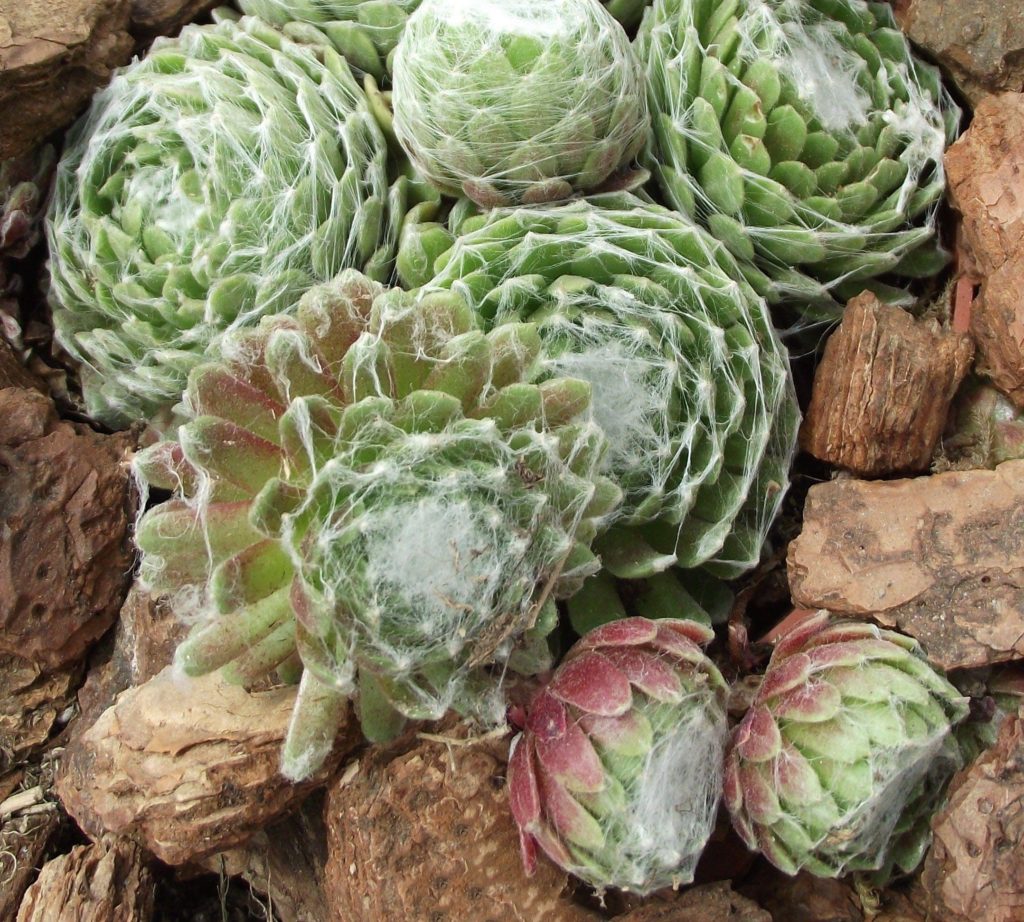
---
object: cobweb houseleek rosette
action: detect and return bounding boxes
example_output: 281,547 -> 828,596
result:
47,15 -> 400,428
637,0 -> 960,320
724,611 -> 969,878
390,0 -> 650,208
133,270 -> 620,780
416,193 -> 800,579
508,616 -> 730,894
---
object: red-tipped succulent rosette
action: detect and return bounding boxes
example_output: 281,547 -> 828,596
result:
724,611 -> 969,879
508,616 -> 729,894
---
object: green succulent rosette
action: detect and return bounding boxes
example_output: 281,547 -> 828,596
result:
47,15 -> 400,428
414,193 -> 800,579
390,0 -> 650,208
637,0 -> 960,320
133,270 -> 620,779
725,612 -> 970,878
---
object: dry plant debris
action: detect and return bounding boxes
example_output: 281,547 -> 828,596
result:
788,461 -> 1024,670
0,654 -> 80,771
0,810 -> 61,921
801,291 -> 973,476
58,667 -> 357,865
921,713 -> 1024,922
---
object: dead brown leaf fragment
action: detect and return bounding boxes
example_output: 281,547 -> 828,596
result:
323,730 -> 598,922
16,837 -> 154,922
57,667 -> 356,865
801,291 -> 973,476
921,713 -> 1024,922
788,461 -> 1024,670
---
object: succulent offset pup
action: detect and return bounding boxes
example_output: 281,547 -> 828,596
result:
134,270 -> 620,780
47,14 -> 399,428
724,611 -> 969,878
508,616 -> 730,894
412,193 -> 800,579
637,0 -> 960,321
391,0 -> 650,207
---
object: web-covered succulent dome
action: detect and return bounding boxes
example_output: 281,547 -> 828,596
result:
133,270 -> 620,780
724,612 -> 970,878
237,0 -> 422,80
417,193 -> 800,579
47,15 -> 399,428
390,0 -> 650,208
637,0 -> 960,320
508,616 -> 730,894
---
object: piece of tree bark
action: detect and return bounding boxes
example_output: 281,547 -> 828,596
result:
0,0 -> 134,160
0,338 -> 43,391
896,1 -> 1024,105
788,461 -> 1024,670
205,792 -> 330,922
16,837 -> 154,922
615,882 -> 770,922
323,729 -> 598,922
801,292 -> 973,476
0,654 -> 81,771
0,811 -> 61,921
921,714 -> 1024,922
945,94 -> 1024,408
58,666 -> 356,865
75,586 -> 188,734
0,388 -> 134,673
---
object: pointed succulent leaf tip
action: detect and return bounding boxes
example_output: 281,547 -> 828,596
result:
134,270 -> 614,781
637,0 -> 960,324
509,614 -> 728,894
46,16 -> 400,427
726,613 -> 969,879
416,193 -> 799,579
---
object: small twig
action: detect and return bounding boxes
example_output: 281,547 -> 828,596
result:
0,785 -> 43,820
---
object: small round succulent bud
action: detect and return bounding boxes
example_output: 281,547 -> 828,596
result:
724,611 -> 970,878
509,616 -> 729,894
391,0 -> 650,207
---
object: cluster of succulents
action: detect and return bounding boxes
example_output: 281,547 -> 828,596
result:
134,270 -> 619,777
638,0 -> 958,320
39,0 -> 978,901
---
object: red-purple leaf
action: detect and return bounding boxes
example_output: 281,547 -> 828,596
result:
534,714 -> 605,794
525,690 -> 569,742
599,648 -> 683,703
575,616 -> 658,652
548,652 -> 633,716
738,761 -> 782,825
734,705 -> 782,762
507,734 -> 542,830
772,679 -> 842,723
758,651 -> 814,702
